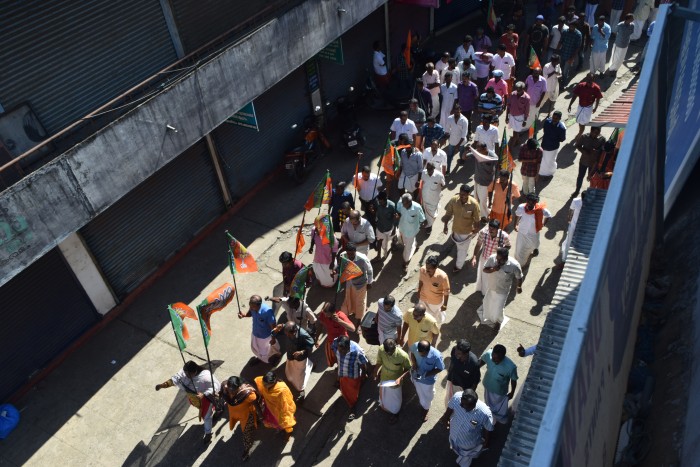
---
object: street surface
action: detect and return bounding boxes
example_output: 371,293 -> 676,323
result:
0,21 -> 645,467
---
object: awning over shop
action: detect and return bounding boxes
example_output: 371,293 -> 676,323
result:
591,82 -> 638,128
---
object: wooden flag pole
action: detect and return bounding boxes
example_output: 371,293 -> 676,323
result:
167,307 -> 199,393
197,305 -> 217,396
499,170 -> 514,247
225,230 -> 244,317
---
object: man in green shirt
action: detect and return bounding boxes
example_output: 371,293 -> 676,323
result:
479,344 -> 518,424
374,338 -> 412,423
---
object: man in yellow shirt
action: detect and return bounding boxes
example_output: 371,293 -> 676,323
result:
442,184 -> 481,272
417,255 -> 450,326
399,304 -> 440,348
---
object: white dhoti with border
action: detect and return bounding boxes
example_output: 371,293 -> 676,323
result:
484,389 -> 510,424
475,184 -> 490,217
420,300 -> 446,326
452,232 -> 475,269
285,357 -> 313,392
251,335 -> 281,363
515,231 -> 539,266
379,383 -> 403,414
312,262 -> 335,288
508,114 -> 526,132
561,219 -> 578,262
475,256 -> 487,294
398,173 -> 419,192
539,149 -> 558,176
451,441 -> 484,467
412,377 -> 436,410
575,105 -> 593,125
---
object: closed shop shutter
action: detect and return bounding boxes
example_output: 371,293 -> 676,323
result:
0,249 -> 98,401
434,0 -> 482,31
169,0 -> 268,53
317,8 -> 386,105
0,0 -> 178,134
212,68 -> 310,200
80,141 -> 225,298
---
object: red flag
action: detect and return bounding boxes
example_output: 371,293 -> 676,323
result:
227,234 -> 258,273
198,283 -> 235,333
404,30 -> 412,69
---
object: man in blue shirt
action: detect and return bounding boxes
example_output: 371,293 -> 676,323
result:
240,295 -> 281,365
590,15 -> 611,77
396,134 -> 424,198
410,340 -> 445,421
396,193 -> 426,270
419,117 -> 445,151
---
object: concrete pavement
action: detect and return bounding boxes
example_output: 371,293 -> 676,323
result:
0,26 -> 644,467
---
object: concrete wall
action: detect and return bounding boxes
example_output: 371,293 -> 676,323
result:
58,233 -> 117,315
0,0 -> 386,288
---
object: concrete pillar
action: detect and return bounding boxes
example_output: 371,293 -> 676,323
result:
205,134 -> 233,207
58,233 -> 117,315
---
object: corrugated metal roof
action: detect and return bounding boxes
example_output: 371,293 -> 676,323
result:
499,188 -> 608,467
591,83 -> 638,128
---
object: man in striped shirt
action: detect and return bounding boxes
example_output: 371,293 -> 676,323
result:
332,335 -> 369,420
471,219 -> 511,295
441,389 -> 494,466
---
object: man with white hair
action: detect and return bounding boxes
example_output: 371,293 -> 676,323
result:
396,193 -> 426,270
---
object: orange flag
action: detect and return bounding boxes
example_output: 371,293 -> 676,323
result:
295,223 -> 305,256
227,234 -> 258,273
404,30 -> 412,69
170,302 -> 197,340
198,283 -> 235,333
353,159 -> 360,192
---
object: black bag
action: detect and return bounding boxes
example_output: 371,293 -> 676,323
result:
361,311 -> 380,345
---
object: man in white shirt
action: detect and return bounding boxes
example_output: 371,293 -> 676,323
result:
474,117 -> 500,153
542,55 -> 562,115
436,52 -> 450,80
341,210 -> 377,256
420,162 -> 446,232
389,111 -> 418,144
353,166 -> 383,211
422,63 -> 441,119
546,17 -> 569,62
373,40 -> 389,88
443,104 -> 469,175
439,71 -> 459,125
491,44 -> 516,93
454,35 -> 476,63
423,139 -> 448,175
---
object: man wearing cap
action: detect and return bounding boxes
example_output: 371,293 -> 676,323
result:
590,16 -> 611,77
568,72 -> 603,142
422,62 -> 441,119
485,69 -> 509,101
443,185 -> 481,273
491,44 -> 516,95
439,71 -> 459,125
505,82 -> 531,154
514,193 -> 552,268
539,110 -> 567,177
546,16 -> 569,62
526,15 -> 550,62
500,24 -> 520,61
524,68 -> 547,130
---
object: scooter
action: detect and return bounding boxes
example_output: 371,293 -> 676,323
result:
284,115 -> 331,183
336,87 -> 366,151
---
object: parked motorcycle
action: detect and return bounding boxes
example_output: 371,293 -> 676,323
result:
336,87 -> 366,152
284,115 -> 331,183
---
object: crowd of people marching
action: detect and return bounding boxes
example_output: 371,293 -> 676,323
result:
154,0 -> 643,462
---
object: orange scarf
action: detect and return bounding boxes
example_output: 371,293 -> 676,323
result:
524,202 -> 546,232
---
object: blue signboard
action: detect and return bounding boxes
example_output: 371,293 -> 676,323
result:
226,102 -> 259,131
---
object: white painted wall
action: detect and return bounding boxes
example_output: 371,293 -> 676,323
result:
58,232 -> 117,315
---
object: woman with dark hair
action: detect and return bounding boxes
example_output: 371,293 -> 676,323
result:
220,376 -> 259,460
155,360 -> 221,444
254,372 -> 296,441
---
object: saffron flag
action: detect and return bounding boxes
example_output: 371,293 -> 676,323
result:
336,256 -> 363,291
404,30 -> 412,69
353,159 -> 360,192
380,137 -> 398,176
196,305 -> 211,348
528,46 -> 542,70
227,233 -> 258,273
304,171 -> 332,211
500,127 -> 516,171
295,222 -> 306,256
290,265 -> 312,299
487,0 -> 497,32
167,305 -> 188,351
314,214 -> 335,247
198,283 -> 235,333
528,117 -> 538,139
170,302 -> 197,342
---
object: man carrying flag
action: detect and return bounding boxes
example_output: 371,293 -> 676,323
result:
335,242 -> 373,324
309,214 -> 338,288
279,251 -> 307,297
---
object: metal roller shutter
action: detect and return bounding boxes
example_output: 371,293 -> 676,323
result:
212,68 -> 310,200
169,0 -> 268,54
434,0 -> 482,31
318,9 -> 385,104
80,140 -> 225,298
0,249 -> 98,401
0,0 -> 177,134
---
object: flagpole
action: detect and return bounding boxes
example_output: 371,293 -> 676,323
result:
225,230 -> 244,317
353,155 -> 361,207
167,311 -> 200,393
196,305 -> 217,396
294,211 -> 307,261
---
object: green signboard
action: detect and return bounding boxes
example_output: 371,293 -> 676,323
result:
226,102 -> 259,131
317,38 -> 344,65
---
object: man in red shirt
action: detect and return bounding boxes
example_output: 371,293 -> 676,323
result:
315,302 -> 356,370
505,82 -> 531,155
500,24 -> 519,60
568,72 -> 603,142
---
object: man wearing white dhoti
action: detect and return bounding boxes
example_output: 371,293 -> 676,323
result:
443,185 -> 481,273
560,192 -> 585,263
471,220 -> 510,295
374,338 -> 412,423
410,340 -> 445,422
420,162 -> 445,232
476,248 -> 522,331
479,345 -> 518,425
240,295 -> 281,365
514,193 -> 552,268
